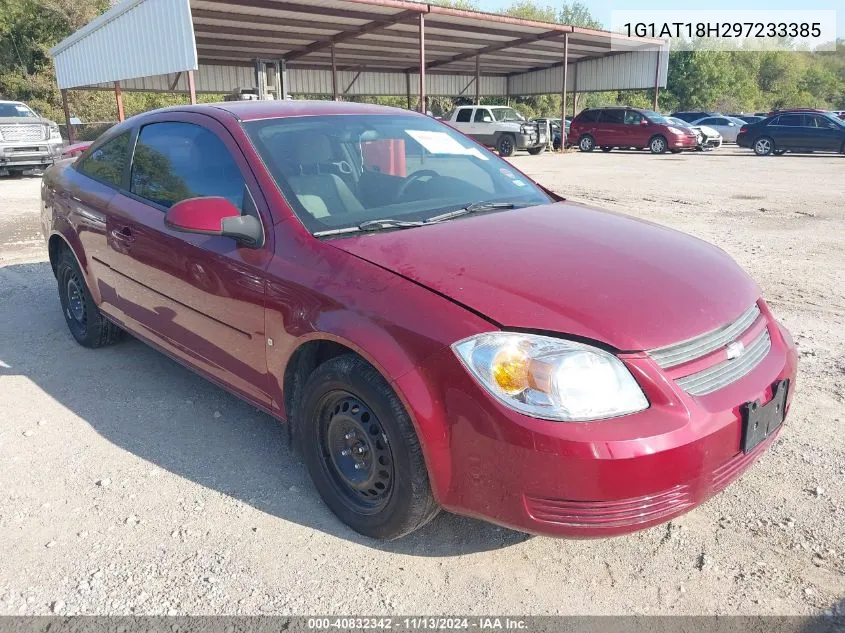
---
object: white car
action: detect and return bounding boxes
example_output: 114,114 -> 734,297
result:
690,115 -> 747,143
666,117 -> 722,150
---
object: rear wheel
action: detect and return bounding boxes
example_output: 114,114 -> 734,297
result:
496,134 -> 516,157
56,249 -> 123,348
579,135 -> 595,152
754,136 -> 774,156
298,354 -> 439,540
649,135 -> 667,154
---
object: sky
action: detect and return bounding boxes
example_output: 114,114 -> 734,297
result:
475,0 -> 843,40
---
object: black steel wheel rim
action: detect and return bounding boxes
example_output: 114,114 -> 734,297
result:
65,274 -> 87,329
500,138 -> 513,154
317,392 -> 394,514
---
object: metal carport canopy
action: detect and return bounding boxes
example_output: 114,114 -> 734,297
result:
50,0 -> 667,94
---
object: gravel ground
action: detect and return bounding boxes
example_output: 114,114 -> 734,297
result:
0,148 -> 843,616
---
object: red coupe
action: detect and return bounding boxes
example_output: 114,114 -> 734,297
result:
41,101 -> 797,540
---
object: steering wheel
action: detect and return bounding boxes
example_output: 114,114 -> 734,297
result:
395,170 -> 439,201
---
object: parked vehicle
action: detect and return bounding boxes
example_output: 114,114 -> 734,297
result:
830,111 -> 845,121
689,116 -> 747,143
727,114 -> 765,125
570,107 -> 698,154
0,100 -> 64,176
666,117 -> 722,150
60,141 -> 92,159
42,101 -> 797,540
533,117 -> 570,150
446,105 -> 546,156
670,111 -> 717,123
736,111 -> 845,156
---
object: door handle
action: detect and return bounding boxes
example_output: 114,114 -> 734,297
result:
110,226 -> 135,246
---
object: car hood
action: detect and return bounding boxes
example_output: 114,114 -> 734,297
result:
330,202 -> 760,351
0,116 -> 53,126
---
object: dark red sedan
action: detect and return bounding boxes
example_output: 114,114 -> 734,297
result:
41,101 -> 797,540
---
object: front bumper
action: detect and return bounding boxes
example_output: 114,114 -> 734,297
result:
395,309 -> 797,538
515,132 -> 543,150
0,141 -> 63,170
669,135 -> 698,149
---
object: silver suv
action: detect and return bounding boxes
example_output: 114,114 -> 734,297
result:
0,101 -> 64,176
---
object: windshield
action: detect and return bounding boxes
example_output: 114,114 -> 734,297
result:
490,108 -> 525,122
244,114 -> 551,235
0,103 -> 37,118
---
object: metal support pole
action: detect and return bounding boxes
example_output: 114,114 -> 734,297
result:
572,63 -> 578,118
280,59 -> 288,99
560,33 -> 569,152
652,48 -> 661,110
61,89 -> 75,144
406,72 -> 412,110
114,81 -> 125,122
418,13 -> 426,114
187,70 -> 197,104
254,60 -> 265,99
331,43 -> 339,101
475,55 -> 480,105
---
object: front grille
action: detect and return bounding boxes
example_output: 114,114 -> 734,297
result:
649,304 -> 761,369
676,328 -> 771,396
524,484 -> 693,528
0,124 -> 47,142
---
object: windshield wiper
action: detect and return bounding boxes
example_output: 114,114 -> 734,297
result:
313,218 -> 425,237
425,201 -> 518,223
313,203 -> 519,238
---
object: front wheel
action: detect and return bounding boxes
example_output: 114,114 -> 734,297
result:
649,135 -> 667,154
56,249 -> 123,348
526,145 -> 545,155
754,137 -> 775,156
579,135 -> 595,152
298,354 -> 439,540
496,134 -> 516,157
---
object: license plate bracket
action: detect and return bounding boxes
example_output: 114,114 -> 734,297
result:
741,379 -> 789,453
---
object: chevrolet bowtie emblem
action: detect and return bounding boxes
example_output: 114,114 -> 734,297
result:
726,341 -> 745,360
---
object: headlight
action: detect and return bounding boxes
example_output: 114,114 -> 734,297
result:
667,126 -> 686,136
48,123 -> 61,140
452,332 -> 648,421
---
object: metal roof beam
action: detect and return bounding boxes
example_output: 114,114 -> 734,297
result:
198,0 -> 417,23
422,29 -> 567,71
285,9 -> 420,61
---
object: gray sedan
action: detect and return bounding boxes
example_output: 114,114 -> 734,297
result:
690,115 -> 747,143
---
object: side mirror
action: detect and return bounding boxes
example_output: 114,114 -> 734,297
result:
165,197 -> 262,246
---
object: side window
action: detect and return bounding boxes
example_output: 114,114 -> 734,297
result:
473,108 -> 492,123
77,132 -> 130,188
130,122 -> 245,210
455,108 -> 472,123
624,110 -> 643,125
769,116 -> 781,126
776,114 -> 802,127
602,110 -> 625,124
699,117 -> 718,125
576,110 -> 597,123
809,115 -> 836,129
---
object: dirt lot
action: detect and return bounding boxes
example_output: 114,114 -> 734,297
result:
1,148 -> 843,616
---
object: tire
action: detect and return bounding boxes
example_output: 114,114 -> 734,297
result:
297,354 -> 439,540
526,145 -> 545,155
579,135 -> 595,152
56,248 -> 123,348
496,134 -> 516,157
754,136 -> 774,156
600,146 -> 612,152
649,135 -> 667,154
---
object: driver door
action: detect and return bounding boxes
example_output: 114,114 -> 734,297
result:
467,108 -> 497,147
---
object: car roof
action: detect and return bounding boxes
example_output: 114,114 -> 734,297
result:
154,100 -> 428,122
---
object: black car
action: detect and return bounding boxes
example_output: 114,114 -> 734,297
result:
670,111 -> 717,123
736,112 -> 845,156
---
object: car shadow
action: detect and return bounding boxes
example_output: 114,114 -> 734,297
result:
0,261 -> 531,556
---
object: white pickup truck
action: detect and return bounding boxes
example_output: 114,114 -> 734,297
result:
0,100 -> 64,176
445,105 -> 547,157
